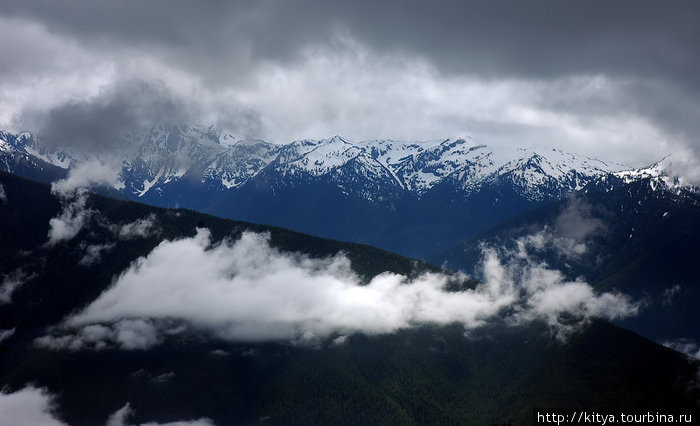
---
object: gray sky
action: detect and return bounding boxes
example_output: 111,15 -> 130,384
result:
1,0 -> 699,171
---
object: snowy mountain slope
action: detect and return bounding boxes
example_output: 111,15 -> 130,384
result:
0,131 -> 70,183
0,130 -> 73,169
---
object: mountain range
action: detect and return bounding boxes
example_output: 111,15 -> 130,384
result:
3,125 -> 686,258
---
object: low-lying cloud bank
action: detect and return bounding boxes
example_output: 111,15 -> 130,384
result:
37,228 -> 639,350
0,386 -> 214,426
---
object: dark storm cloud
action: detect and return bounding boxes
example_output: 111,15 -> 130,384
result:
1,0 -> 699,175
3,0 -> 699,87
21,79 -> 194,153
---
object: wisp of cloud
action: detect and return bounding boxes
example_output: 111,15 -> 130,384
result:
45,158 -> 123,246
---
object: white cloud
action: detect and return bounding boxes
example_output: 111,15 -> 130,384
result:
0,268 -> 35,304
105,403 -> 133,426
332,335 -> 348,345
36,319 -> 160,351
196,38 -> 685,170
37,229 -> 638,348
662,284 -> 682,306
106,402 -> 215,426
0,183 -> 7,203
79,242 -> 116,266
45,158 -> 123,246
60,230 -> 515,343
0,389 -> 215,426
516,197 -> 605,260
663,338 -> 700,360
514,263 -> 638,337
0,386 -> 68,426
51,157 -> 123,196
110,214 -> 158,240
43,158 -> 156,248
2,18 -> 693,173
553,197 -> 605,242
0,16 -> 115,129
45,190 -> 92,246
151,372 -> 175,384
140,421 -> 214,426
665,151 -> 700,186
0,327 -> 16,343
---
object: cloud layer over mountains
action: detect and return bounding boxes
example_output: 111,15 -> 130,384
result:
1,1 -> 699,175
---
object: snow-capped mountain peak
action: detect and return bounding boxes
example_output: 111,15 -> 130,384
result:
0,125 -> 680,204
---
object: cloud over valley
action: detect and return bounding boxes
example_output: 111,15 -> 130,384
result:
37,227 -> 639,350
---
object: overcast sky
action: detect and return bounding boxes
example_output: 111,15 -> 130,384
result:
1,0 -> 699,169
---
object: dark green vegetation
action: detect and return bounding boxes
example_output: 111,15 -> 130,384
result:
434,178 -> 700,344
4,323 -> 698,425
1,171 -> 698,425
